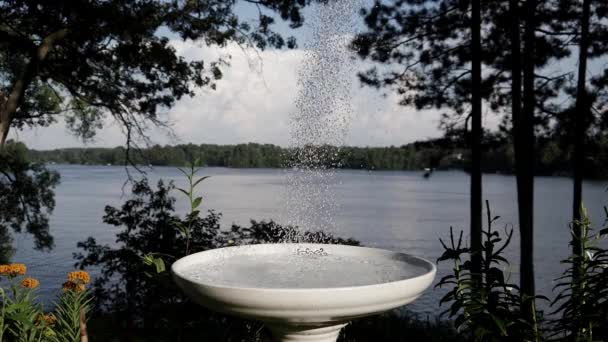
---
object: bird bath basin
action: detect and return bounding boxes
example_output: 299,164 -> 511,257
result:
172,243 -> 436,342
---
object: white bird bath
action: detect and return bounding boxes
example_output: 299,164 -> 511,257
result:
172,243 -> 436,342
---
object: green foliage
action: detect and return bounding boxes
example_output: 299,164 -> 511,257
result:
0,286 -> 47,342
0,141 -> 60,254
437,201 -> 544,342
0,269 -> 90,342
51,290 -> 92,342
174,160 -> 210,255
0,0 -> 321,143
29,133 -> 608,177
551,206 -> 608,341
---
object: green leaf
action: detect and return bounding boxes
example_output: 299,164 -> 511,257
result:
177,167 -> 189,178
176,187 -> 189,197
154,258 -> 166,274
192,197 -> 203,209
193,176 -> 211,188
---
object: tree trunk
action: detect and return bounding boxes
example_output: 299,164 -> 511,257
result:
572,0 -> 591,262
0,75 -> 31,146
470,0 -> 483,283
509,0 -> 523,265
519,0 -> 537,311
0,28 -> 68,147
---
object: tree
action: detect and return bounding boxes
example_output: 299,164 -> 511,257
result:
518,0 -> 538,312
560,0 -> 608,266
351,0 -> 498,282
469,0 -> 483,284
0,0 -> 322,149
0,0 -> 324,257
0,140 -> 59,253
504,0 -> 572,316
571,0 -> 592,276
351,0 -> 586,320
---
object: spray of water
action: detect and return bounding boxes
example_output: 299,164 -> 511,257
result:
283,0 -> 363,241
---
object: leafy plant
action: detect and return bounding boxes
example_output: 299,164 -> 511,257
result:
0,265 -> 91,342
174,160 -> 210,255
436,201 -> 544,342
551,206 -> 608,341
51,272 -> 93,342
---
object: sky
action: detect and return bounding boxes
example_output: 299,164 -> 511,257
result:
10,1 -> 503,150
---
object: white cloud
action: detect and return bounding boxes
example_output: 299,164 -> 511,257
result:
11,42 -> 447,149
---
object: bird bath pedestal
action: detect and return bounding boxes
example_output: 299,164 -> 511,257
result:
172,243 -> 436,342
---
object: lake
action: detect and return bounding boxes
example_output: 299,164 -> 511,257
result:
11,165 -> 608,317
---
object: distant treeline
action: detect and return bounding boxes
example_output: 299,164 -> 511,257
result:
27,134 -> 608,178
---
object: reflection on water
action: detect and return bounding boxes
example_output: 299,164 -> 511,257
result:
11,165 -> 608,315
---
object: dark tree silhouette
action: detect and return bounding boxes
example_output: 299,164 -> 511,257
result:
0,0 -> 322,148
350,0 -> 501,282
0,140 -> 59,252
0,0 -> 323,257
351,0 -> 594,320
572,0 -> 592,275
469,0 -> 483,284
565,0 -> 608,265
529,0 -> 608,285
518,0 -> 538,312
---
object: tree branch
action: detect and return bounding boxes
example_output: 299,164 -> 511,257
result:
0,28 -> 68,145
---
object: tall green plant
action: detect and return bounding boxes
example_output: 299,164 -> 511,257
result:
437,201 -> 544,341
175,160 -> 210,255
142,160 -> 209,275
552,206 -> 608,341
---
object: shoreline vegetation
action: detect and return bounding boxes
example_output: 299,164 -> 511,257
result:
26,133 -> 608,178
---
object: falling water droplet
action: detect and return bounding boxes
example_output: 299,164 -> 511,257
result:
283,0 -> 364,240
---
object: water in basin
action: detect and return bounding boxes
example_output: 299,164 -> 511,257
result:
180,249 -> 428,289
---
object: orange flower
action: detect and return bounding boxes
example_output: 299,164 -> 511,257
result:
68,271 -> 90,284
62,280 -> 75,292
9,263 -> 26,276
0,263 -> 27,277
62,280 -> 86,293
0,265 -> 9,275
44,314 -> 57,325
37,313 -> 57,326
21,277 -> 40,289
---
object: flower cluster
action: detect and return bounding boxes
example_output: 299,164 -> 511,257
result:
21,277 -> 40,289
37,313 -> 57,326
62,270 -> 90,293
67,271 -> 91,284
0,263 -> 27,277
0,264 -> 90,339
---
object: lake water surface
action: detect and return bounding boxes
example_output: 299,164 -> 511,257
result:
11,165 -> 608,317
